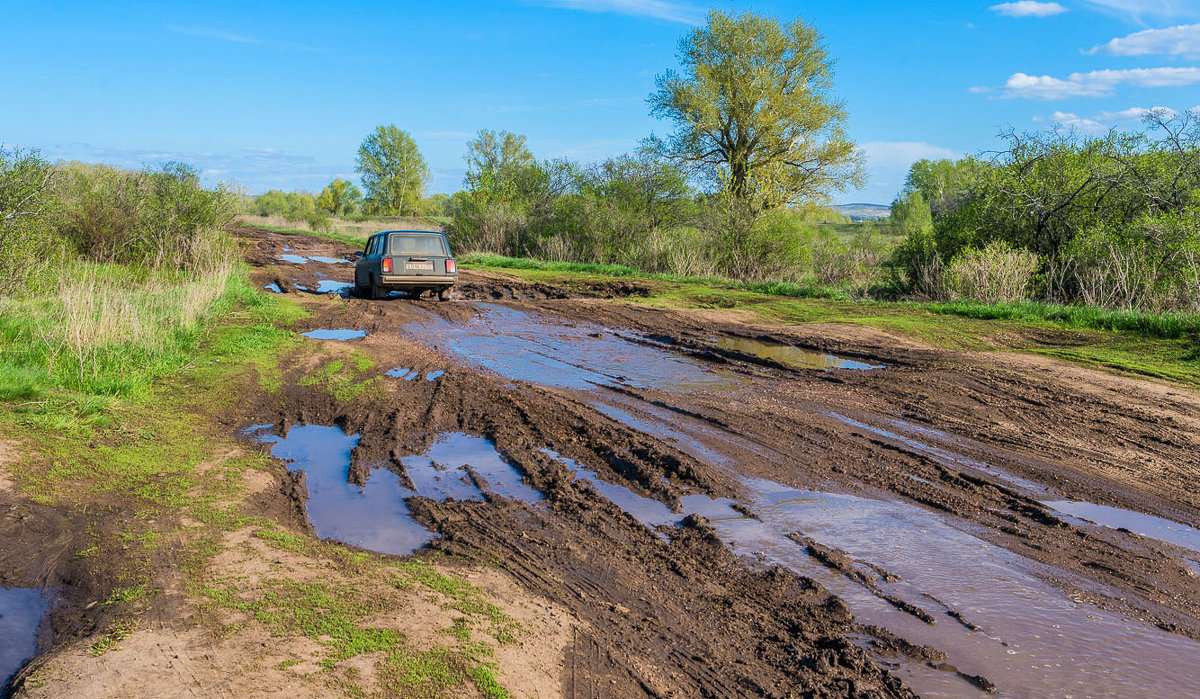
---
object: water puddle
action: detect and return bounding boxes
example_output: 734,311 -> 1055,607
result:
259,427 -> 539,555
386,368 -> 419,380
315,280 -> 353,295
1,588 -> 50,687
264,283 -> 282,294
539,446 -> 1200,698
712,337 -> 884,370
425,370 -> 445,382
403,304 -> 743,392
279,254 -> 349,265
301,329 -> 368,341
1045,501 -> 1200,554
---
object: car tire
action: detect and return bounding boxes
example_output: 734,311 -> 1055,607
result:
437,287 -> 451,302
369,274 -> 385,300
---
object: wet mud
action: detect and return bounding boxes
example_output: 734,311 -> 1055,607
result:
227,227 -> 1200,695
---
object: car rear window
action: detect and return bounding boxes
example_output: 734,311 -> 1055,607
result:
389,234 -> 447,256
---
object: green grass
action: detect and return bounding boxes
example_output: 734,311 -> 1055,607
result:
298,352 -> 381,403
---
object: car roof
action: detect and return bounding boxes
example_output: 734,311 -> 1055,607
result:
376,230 -> 445,236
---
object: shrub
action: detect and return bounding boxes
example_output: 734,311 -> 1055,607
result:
945,241 -> 1038,304
889,228 -> 944,299
0,148 -> 61,295
56,162 -> 236,271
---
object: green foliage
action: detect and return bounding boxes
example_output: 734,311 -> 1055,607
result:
648,10 -> 863,209
890,190 -> 933,239
356,125 -> 429,215
56,161 -> 237,271
316,178 -> 362,216
0,148 -> 61,295
464,130 -> 539,205
945,241 -> 1039,304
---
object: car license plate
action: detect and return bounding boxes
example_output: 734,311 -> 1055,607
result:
405,262 -> 433,271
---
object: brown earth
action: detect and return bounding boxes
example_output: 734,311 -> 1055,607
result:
6,226 -> 1200,697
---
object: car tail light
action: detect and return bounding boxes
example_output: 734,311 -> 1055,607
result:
445,259 -> 456,274
382,258 -> 392,273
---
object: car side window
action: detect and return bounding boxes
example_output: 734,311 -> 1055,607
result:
367,236 -> 380,256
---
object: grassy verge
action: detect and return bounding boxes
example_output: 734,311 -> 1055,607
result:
462,254 -> 1200,387
0,266 -> 522,696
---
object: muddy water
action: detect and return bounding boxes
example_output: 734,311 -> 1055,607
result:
1,587 -> 49,687
712,336 -> 884,370
1046,500 -> 1200,554
301,329 -> 368,341
403,303 -> 742,392
261,427 -> 538,555
315,280 -> 353,295
542,445 -> 1200,697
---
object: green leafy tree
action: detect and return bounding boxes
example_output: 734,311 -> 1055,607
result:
253,190 -> 290,217
316,178 -> 362,216
890,190 -> 933,238
464,130 -> 540,206
355,126 -> 429,215
648,10 -> 863,211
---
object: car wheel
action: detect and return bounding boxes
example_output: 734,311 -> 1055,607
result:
437,287 -> 451,302
369,274 -> 385,300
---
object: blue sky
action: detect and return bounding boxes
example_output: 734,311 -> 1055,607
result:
5,1 -> 1200,204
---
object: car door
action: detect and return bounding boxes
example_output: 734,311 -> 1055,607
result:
355,235 -> 378,286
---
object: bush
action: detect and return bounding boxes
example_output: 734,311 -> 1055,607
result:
0,148 -> 61,295
56,162 -> 236,271
889,228 -> 944,299
944,241 -> 1038,304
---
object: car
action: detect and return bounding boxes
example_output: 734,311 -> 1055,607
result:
354,230 -> 457,301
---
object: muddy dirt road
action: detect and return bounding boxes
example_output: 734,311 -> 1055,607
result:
242,227 -> 1200,697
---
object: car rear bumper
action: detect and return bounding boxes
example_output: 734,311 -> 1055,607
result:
381,275 -> 455,287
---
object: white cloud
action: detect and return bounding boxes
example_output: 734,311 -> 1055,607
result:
166,25 -> 262,44
1087,23 -> 1200,57
1080,1 -> 1200,19
1034,105 -> 1182,132
539,0 -> 703,24
989,2 -> 1069,18
973,66 -> 1200,99
844,142 -> 960,205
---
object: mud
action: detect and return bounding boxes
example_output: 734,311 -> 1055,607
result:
224,226 -> 1200,695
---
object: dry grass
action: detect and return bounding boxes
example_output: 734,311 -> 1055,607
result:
238,214 -> 442,242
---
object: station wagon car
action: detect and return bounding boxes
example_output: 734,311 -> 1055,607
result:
354,230 -> 457,300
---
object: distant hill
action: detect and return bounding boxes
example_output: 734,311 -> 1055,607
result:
835,203 -> 890,221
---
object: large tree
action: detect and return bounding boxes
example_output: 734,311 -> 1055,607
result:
355,126 -> 429,215
648,10 -> 863,211
464,129 -> 539,205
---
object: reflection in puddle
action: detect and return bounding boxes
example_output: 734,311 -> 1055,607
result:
279,254 -> 349,265
425,370 -> 445,382
264,283 -> 282,294
1045,500 -> 1200,554
309,255 -> 350,264
280,253 -> 308,264
260,427 -> 539,555
1,588 -> 50,687
403,304 -> 742,392
386,367 -> 418,380
713,337 -> 884,370
302,329 -> 368,341
315,280 -> 353,295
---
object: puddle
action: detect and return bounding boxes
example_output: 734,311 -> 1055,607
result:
713,337 -> 884,370
260,427 -> 539,555
403,303 -> 742,392
315,280 -> 353,295
1044,501 -> 1200,554
386,367 -> 418,380
1,588 -> 50,687
279,254 -> 349,265
405,434 -> 542,505
280,253 -> 308,264
539,445 -> 1200,698
309,255 -> 350,264
264,283 -> 282,294
425,370 -> 445,382
302,329 -> 368,341
261,425 -> 433,555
